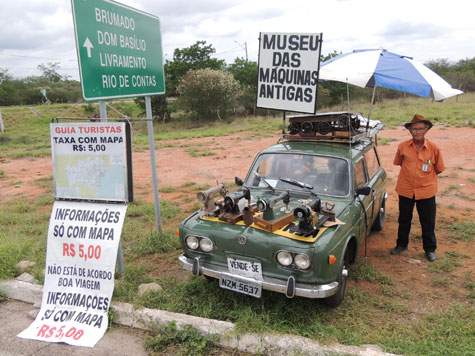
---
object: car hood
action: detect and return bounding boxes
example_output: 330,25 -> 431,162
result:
185,189 -> 351,246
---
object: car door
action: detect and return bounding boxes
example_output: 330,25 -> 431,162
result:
354,157 -> 373,234
364,147 -> 385,226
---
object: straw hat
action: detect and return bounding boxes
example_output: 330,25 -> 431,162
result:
404,115 -> 433,130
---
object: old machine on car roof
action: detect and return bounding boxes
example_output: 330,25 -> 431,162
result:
177,111 -> 387,306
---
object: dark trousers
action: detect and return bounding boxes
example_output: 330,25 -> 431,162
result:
397,195 -> 437,253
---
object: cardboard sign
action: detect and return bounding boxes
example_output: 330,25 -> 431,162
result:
18,201 -> 127,347
257,32 -> 322,114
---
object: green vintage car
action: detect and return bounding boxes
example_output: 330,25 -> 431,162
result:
178,112 -> 387,306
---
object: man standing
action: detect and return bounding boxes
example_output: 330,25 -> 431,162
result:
391,115 -> 445,261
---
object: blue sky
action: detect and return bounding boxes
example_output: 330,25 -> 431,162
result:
1,0 -> 474,80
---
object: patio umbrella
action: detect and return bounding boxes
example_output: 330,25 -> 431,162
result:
319,49 -> 463,119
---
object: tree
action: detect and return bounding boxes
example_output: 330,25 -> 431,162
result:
177,68 -> 242,121
227,58 -> 257,88
135,96 -> 170,123
165,41 -> 225,96
0,68 -> 12,85
227,58 -> 258,114
37,62 -> 62,84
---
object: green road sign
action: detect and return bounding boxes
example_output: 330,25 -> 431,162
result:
71,0 -> 165,101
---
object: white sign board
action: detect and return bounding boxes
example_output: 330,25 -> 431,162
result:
51,122 -> 131,202
257,32 -> 322,114
18,201 -> 127,347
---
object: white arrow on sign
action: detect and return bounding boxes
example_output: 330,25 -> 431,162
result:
83,37 -> 94,58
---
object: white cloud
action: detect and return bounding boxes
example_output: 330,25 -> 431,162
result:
0,0 -> 474,80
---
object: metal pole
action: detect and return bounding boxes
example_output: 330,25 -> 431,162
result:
245,42 -> 248,61
99,101 -> 124,275
116,240 -> 124,276
368,86 -> 377,120
99,101 -> 108,122
282,111 -> 286,135
0,110 -> 4,132
145,96 -> 163,233
346,79 -> 350,111
366,85 -> 377,132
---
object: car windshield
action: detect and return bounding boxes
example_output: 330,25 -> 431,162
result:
245,153 -> 349,196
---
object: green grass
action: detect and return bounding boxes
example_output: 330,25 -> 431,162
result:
441,184 -> 459,196
349,259 -> 393,285
322,92 -> 475,129
0,197 -> 50,280
186,147 -> 217,157
445,220 -> 475,241
159,185 -> 177,193
2,95 -> 475,159
138,277 -> 473,356
145,322 -> 215,356
427,254 -> 463,273
181,181 -> 197,188
432,277 -> 452,287
378,137 -> 397,145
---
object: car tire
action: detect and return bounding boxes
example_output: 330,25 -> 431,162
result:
372,198 -> 386,232
324,249 -> 349,307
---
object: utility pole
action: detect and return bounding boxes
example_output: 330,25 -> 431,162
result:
235,41 -> 248,61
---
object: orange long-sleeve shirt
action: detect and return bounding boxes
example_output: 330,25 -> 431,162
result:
393,138 -> 445,199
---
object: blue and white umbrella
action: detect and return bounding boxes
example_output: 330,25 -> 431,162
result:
319,49 -> 463,101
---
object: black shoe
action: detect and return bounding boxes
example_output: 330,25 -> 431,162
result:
390,246 -> 407,255
425,251 -> 437,262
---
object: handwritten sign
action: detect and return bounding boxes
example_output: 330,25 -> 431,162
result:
18,201 -> 127,347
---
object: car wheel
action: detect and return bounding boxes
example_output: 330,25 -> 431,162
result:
324,249 -> 349,307
372,198 -> 386,232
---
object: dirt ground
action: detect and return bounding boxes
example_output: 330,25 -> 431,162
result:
1,125 -> 474,317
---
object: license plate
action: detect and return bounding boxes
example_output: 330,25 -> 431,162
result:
220,274 -> 262,298
227,257 -> 263,280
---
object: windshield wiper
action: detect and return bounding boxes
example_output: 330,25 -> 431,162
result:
279,176 -> 315,193
254,172 -> 275,193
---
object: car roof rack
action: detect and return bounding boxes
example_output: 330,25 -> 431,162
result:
281,111 -> 383,144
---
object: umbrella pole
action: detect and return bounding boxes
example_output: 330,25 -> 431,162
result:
346,79 -> 350,111
282,111 -> 286,135
366,85 -> 377,131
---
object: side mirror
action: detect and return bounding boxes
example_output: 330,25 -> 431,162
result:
235,176 -> 244,186
356,186 -> 371,196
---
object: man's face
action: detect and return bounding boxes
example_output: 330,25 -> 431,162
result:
409,122 -> 428,142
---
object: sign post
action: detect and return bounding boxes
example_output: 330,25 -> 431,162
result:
0,110 -> 4,132
71,0 -> 165,101
145,96 -> 162,233
71,0 -> 165,232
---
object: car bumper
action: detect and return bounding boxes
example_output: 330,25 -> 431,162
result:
178,254 -> 339,299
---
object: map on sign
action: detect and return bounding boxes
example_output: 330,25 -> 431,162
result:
51,122 -> 131,202
71,0 -> 165,101
54,155 -> 126,201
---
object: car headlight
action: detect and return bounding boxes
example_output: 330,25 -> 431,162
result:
199,237 -> 214,252
276,251 -> 293,266
185,235 -> 199,250
294,253 -> 311,270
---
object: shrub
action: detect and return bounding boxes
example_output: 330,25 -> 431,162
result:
177,68 -> 242,121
